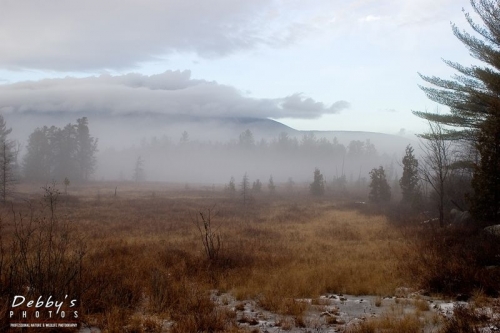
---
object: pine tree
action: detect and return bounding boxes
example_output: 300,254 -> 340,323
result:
399,145 -> 420,206
241,172 -> 250,204
52,124 -> 78,181
133,156 -> 145,182
227,176 -> 236,195
23,127 -> 51,181
470,116 -> 500,220
0,115 -> 12,144
369,166 -> 391,203
310,168 -> 325,196
180,130 -> 189,144
23,119 -> 98,183
75,117 -> 98,181
268,175 -> 276,194
413,0 -> 500,221
239,130 -> 255,149
0,115 -> 15,202
252,179 -> 262,193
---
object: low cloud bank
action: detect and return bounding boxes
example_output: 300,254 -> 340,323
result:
0,70 -> 349,119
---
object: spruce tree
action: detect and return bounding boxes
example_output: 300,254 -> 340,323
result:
399,145 -> 420,206
23,127 -> 51,181
310,168 -> 325,196
227,176 -> 236,195
0,116 -> 15,202
252,179 -> 262,193
241,173 -> 250,204
75,117 -> 98,181
133,156 -> 145,182
369,166 -> 391,203
268,175 -> 276,194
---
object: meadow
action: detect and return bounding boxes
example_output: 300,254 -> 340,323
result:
0,182 -> 498,332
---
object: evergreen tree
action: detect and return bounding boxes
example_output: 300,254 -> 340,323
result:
23,127 -> 51,181
0,115 -> 12,144
23,119 -> 98,182
227,176 -> 236,195
52,124 -> 78,181
413,0 -> 500,221
180,130 -> 189,144
268,175 -> 276,194
399,145 -> 420,205
239,130 -> 255,149
471,116 -> 500,220
64,177 -> 70,195
241,172 -> 250,204
133,156 -> 145,182
310,168 -> 325,196
0,115 -> 15,202
75,117 -> 98,181
369,166 -> 391,203
252,179 -> 262,193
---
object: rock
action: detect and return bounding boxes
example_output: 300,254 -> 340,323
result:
484,224 -> 500,237
450,209 -> 472,224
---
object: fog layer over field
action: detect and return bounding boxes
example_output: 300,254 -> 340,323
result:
1,71 -> 416,184
4,112 -> 415,184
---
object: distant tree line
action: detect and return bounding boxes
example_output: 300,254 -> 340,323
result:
133,129 -> 381,161
23,117 -> 98,183
106,128 -> 394,184
0,115 -> 97,203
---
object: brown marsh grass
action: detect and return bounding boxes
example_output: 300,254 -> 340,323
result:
0,182 -> 455,332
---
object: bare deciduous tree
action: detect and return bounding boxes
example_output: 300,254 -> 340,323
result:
419,121 -> 453,227
193,207 -> 221,263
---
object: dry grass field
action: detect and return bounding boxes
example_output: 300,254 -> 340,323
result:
0,182 -> 498,332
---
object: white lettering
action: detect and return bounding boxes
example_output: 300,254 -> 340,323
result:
11,296 -> 25,307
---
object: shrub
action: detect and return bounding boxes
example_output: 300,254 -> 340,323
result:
400,225 -> 500,296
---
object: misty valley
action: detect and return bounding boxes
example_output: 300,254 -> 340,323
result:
2,0 -> 500,332
0,110 -> 499,333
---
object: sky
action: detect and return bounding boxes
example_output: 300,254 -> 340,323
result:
0,0 -> 479,136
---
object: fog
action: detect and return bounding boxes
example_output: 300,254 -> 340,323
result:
3,111 -> 416,185
96,126 -> 414,184
0,72 -> 417,185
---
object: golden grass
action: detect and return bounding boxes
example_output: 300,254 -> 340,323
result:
1,182 -> 414,331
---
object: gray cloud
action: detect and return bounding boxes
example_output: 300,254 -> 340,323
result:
0,70 -> 349,119
0,0 -> 308,71
280,93 -> 349,118
0,0 -> 465,72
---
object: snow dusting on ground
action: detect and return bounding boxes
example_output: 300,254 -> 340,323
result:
78,290 -> 500,333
